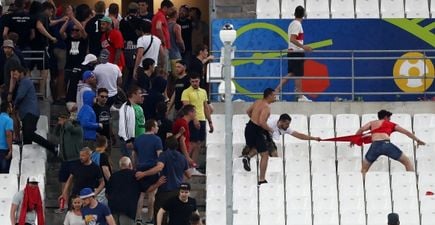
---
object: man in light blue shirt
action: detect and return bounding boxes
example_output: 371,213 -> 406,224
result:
0,102 -> 13,173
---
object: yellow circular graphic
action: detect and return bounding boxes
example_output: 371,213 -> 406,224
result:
393,52 -> 435,92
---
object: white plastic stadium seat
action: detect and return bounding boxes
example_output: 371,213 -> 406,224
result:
405,0 -> 429,18
313,210 -> 339,225
233,210 -> 258,225
422,211 -> 435,225
335,114 -> 360,130
367,210 -> 390,225
206,211 -> 225,225
232,114 -> 249,132
311,157 -> 336,173
361,113 -> 377,125
416,143 -> 435,160
281,0 -> 305,19
356,0 -> 380,18
289,114 -> 308,132
431,0 -> 435,18
207,143 -> 225,159
22,144 -> 47,161
233,157 -> 256,173
0,198 -> 12,223
366,196 -> 392,213
393,196 -> 419,213
365,172 -> 391,197
331,0 -> 355,18
391,113 -> 412,130
285,142 -> 309,160
287,209 -> 312,225
418,172 -> 435,197
391,172 -> 418,198
420,196 -> 435,213
338,172 -> 364,197
312,173 -> 338,199
286,173 -> 311,197
37,115 -> 49,133
311,142 -> 335,159
413,113 -> 435,130
310,114 -> 334,129
340,210 -> 366,225
310,129 -> 334,140
338,157 -> 362,173
0,174 -> 18,198
417,157 -> 435,172
336,142 -> 362,159
285,156 -> 310,172
12,144 -> 20,160
394,209 -> 420,225
9,158 -> 19,175
368,155 -> 389,172
415,128 -> 435,143
306,0 -> 330,18
381,0 -> 405,18
339,196 -> 365,212
256,0 -> 280,18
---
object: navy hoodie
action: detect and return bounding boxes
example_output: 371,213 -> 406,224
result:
77,91 -> 99,141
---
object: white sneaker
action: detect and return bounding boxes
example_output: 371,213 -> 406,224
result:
189,168 -> 205,176
297,95 -> 313,102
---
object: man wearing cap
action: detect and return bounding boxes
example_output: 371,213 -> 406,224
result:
10,176 -> 44,225
93,49 -> 122,107
120,2 -> 142,90
100,16 -> 125,70
80,187 -> 116,225
156,182 -> 198,225
1,39 -> 21,102
355,109 -> 425,175
76,70 -> 97,113
60,11 -> 89,105
388,213 -> 400,225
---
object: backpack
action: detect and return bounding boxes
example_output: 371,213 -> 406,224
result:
91,151 -> 101,166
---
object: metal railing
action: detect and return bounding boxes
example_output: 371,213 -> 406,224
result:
209,49 -> 435,101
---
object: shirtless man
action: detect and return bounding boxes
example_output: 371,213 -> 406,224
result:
355,110 -> 425,175
242,88 -> 276,185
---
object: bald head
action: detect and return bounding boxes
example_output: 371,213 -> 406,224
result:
119,156 -> 132,169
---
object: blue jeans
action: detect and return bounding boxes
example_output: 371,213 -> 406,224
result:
0,150 -> 11,173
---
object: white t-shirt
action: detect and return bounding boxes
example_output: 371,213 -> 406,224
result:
63,211 -> 85,225
12,190 -> 36,224
288,20 -> 304,51
94,62 -> 122,97
268,118 -> 294,141
137,34 -> 162,67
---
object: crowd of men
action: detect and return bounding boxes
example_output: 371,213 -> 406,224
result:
0,0 -> 212,224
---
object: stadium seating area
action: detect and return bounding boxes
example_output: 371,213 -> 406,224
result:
206,113 -> 435,225
256,0 -> 434,19
0,116 -> 49,224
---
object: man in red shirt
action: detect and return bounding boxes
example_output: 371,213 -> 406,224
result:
100,16 -> 125,70
172,104 -> 196,166
151,0 -> 173,70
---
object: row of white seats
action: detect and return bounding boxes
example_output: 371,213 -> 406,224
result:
258,0 -> 434,19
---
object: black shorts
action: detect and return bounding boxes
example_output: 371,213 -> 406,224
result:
244,120 -> 269,153
287,52 -> 305,77
189,120 -> 206,142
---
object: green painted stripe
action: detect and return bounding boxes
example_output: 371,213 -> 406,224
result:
384,18 -> 435,47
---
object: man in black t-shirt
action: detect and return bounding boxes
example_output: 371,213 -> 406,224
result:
94,88 -> 113,152
156,183 -> 198,225
188,44 -> 214,93
85,1 -> 106,56
177,5 -> 192,65
59,147 -> 105,205
168,60 -> 190,116
2,0 -> 34,50
119,2 -> 142,91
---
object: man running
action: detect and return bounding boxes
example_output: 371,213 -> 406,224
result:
355,110 -> 425,175
242,88 -> 276,185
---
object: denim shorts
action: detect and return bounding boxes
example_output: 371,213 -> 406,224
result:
365,140 -> 403,163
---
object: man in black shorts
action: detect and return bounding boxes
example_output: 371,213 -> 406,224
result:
242,88 -> 276,185
275,6 -> 312,102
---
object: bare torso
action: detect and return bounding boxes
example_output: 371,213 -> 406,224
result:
249,100 -> 271,126
370,120 -> 391,141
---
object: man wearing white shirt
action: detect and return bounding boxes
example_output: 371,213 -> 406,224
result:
94,49 -> 122,107
275,6 -> 313,102
243,113 -> 320,157
134,20 -> 162,80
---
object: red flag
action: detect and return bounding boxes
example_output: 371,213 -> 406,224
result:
322,134 -> 372,146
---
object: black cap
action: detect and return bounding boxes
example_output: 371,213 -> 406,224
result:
378,109 -> 393,119
180,182 -> 191,191
388,213 -> 400,225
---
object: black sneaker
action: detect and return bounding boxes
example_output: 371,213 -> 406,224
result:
258,180 -> 268,185
242,156 -> 251,172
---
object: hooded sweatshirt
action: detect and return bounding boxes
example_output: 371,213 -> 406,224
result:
77,91 -> 99,141
76,81 -> 93,112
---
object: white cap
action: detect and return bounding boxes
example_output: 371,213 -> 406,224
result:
81,54 -> 97,65
28,176 -> 39,183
